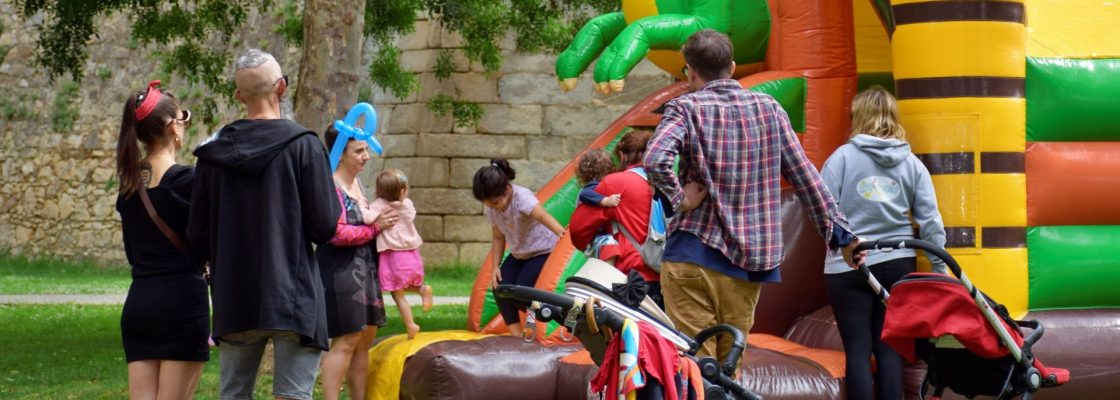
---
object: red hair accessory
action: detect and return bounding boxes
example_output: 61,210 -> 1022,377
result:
134,80 -> 162,121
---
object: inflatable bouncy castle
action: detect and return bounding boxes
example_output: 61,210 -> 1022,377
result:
370,1 -> 1120,398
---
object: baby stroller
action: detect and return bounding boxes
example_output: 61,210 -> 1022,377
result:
495,259 -> 762,400
854,239 -> 1070,400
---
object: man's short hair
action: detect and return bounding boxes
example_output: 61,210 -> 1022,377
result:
235,49 -> 280,98
682,30 -> 734,81
236,49 -> 276,71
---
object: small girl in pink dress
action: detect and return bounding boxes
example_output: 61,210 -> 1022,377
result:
363,169 -> 434,339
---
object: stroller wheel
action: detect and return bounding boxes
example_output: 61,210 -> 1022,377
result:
1023,367 -> 1041,391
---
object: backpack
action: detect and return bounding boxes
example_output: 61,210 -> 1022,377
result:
612,167 -> 670,273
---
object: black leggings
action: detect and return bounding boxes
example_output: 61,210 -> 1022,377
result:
826,257 -> 915,400
494,253 -> 550,326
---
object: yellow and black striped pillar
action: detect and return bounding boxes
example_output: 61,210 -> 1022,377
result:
889,0 -> 1028,316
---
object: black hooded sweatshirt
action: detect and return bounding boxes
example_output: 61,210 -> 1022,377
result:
188,119 -> 340,350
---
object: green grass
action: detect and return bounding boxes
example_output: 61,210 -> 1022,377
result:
0,254 -> 480,297
0,303 -> 469,399
0,254 -> 130,295
423,263 -> 480,298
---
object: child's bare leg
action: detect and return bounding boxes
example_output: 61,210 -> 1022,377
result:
419,284 -> 434,312
391,290 -> 420,339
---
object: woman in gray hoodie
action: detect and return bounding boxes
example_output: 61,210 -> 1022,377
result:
821,85 -> 948,400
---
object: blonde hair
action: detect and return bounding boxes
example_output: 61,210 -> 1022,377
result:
850,85 -> 906,141
376,169 -> 409,202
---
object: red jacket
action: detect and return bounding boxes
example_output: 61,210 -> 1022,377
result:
570,167 -> 658,282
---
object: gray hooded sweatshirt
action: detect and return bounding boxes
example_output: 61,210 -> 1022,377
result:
821,134 -> 948,274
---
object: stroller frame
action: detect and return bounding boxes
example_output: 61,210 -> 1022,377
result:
854,239 -> 1054,400
495,284 -> 763,400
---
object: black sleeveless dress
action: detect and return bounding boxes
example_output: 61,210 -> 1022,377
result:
315,189 -> 387,337
116,164 -> 210,362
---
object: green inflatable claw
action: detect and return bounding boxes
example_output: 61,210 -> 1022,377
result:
555,0 -> 771,94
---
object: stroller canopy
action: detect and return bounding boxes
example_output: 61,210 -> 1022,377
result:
881,274 -> 1024,362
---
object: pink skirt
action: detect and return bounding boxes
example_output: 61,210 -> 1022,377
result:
378,249 -> 425,292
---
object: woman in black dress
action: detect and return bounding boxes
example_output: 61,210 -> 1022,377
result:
114,81 -> 208,400
316,126 -> 399,400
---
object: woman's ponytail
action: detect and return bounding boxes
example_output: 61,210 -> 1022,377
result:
116,97 -> 142,197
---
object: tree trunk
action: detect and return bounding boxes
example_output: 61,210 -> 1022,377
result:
294,0 -> 366,133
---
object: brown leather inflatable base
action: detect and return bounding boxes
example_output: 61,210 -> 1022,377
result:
1021,309 -> 1120,399
738,346 -> 844,400
399,336 -> 583,400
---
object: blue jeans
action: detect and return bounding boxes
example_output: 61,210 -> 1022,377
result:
218,330 -> 322,400
493,253 -> 550,325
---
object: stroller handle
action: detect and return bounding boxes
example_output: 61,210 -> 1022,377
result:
692,324 -> 746,377
697,358 -> 764,400
854,238 -> 965,281
494,284 -> 628,334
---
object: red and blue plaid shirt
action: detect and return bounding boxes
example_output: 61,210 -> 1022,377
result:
644,79 -> 850,272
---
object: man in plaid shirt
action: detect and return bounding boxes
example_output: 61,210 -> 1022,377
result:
644,30 -> 861,363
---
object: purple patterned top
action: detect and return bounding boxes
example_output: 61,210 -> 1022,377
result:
485,184 -> 559,259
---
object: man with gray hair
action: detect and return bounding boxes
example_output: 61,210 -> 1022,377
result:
188,48 -> 340,400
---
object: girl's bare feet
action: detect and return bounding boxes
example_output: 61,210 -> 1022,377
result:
420,284 -> 434,313
406,323 -> 421,340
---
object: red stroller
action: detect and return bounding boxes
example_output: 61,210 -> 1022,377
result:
855,239 -> 1070,400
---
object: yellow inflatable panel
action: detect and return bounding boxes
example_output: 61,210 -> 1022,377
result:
901,99 -> 1026,153
621,0 -> 658,23
892,22 -> 1025,79
930,175 -> 978,228
926,174 -> 1025,228
979,174 -> 1026,227
853,0 -> 893,73
366,330 -> 490,400
1026,0 -> 1120,58
948,248 -> 1029,319
905,113 -> 980,154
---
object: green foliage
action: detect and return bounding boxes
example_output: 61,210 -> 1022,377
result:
369,43 -> 417,99
50,79 -> 80,132
434,49 -> 455,80
428,93 -> 483,128
365,0 -> 422,42
0,93 -> 40,120
20,0 -> 618,131
0,18 -> 7,64
273,0 -> 304,46
96,66 -> 112,81
414,0 -> 616,127
20,0 -> 258,130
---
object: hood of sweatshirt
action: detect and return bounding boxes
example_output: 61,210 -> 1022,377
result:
850,134 -> 911,168
193,119 -> 315,175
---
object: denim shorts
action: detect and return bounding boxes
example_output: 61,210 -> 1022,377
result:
218,330 -> 322,400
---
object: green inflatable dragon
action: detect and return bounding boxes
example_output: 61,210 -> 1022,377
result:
556,0 -> 771,94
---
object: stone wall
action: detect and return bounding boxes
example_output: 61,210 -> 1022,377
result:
0,3 -> 672,267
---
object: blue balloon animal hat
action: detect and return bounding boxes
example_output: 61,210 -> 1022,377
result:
329,102 -> 383,171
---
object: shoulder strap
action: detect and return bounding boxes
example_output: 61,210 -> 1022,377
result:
612,220 -> 643,248
625,167 -> 648,181
137,177 -> 190,255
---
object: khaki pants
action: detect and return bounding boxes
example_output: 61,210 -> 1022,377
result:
662,260 -> 762,367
